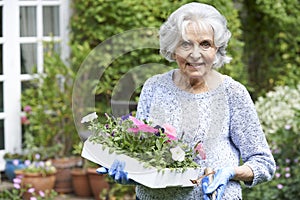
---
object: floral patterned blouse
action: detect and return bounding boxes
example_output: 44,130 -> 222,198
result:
135,69 -> 275,200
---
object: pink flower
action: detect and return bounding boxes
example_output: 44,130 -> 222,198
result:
194,143 -> 206,160
39,190 -> 45,197
13,183 -> 21,189
162,124 -> 177,140
129,116 -> 145,126
21,116 -> 30,125
28,188 -> 35,193
13,177 -> 22,184
24,105 -> 32,113
285,167 -> 290,172
127,116 -> 158,133
277,184 -> 283,189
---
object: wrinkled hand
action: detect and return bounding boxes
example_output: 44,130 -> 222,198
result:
202,167 -> 235,200
96,160 -> 136,185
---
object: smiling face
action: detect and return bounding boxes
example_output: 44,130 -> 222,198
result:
174,22 -> 218,80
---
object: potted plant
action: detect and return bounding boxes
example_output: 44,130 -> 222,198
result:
0,176 -> 57,200
14,153 -> 57,200
21,43 -> 81,193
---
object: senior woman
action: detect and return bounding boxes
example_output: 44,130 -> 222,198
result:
99,2 -> 276,199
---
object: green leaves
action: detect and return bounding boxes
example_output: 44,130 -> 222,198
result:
241,0 -> 300,98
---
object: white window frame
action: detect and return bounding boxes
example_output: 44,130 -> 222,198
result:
0,0 -> 70,171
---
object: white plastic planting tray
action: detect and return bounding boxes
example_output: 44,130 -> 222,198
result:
82,139 -> 202,188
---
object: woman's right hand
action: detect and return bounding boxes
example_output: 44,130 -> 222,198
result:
96,159 -> 136,185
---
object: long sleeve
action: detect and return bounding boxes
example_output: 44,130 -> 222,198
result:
227,81 -> 276,187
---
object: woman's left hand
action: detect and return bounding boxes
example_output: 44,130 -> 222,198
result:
202,167 -> 235,200
96,159 -> 136,185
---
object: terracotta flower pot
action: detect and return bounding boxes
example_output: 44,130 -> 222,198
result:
71,168 -> 93,197
16,170 -> 56,200
87,168 -> 110,200
52,157 -> 81,193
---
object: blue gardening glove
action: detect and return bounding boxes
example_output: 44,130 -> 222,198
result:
202,167 -> 235,200
201,176 -> 211,200
96,160 -> 136,185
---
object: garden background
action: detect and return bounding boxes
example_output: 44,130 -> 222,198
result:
69,0 -> 299,199
5,0 -> 300,199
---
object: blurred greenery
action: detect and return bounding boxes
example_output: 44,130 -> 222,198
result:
240,0 -> 300,98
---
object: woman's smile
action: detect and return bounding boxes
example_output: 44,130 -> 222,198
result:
186,62 -> 205,70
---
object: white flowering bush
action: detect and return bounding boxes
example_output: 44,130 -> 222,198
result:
255,84 -> 300,135
243,85 -> 300,199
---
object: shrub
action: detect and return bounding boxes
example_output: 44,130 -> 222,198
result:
240,0 -> 300,98
243,85 -> 300,199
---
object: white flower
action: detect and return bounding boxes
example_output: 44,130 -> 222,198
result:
255,85 -> 300,134
170,146 -> 185,162
81,112 -> 98,123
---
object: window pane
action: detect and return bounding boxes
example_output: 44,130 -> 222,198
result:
20,43 -> 37,74
0,82 -> 3,112
0,120 -> 4,150
43,6 -> 60,36
20,6 -> 37,37
44,42 -> 61,55
0,6 -> 2,37
0,44 -> 2,75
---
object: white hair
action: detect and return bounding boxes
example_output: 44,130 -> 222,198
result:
159,2 -> 232,68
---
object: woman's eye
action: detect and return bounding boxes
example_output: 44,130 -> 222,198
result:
200,41 -> 212,49
180,41 -> 192,50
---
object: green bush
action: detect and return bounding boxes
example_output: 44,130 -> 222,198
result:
240,0 -> 300,98
244,85 -> 300,199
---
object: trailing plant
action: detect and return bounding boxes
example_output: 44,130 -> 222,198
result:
82,112 -> 203,170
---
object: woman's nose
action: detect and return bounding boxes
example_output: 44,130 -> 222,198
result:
189,45 -> 202,60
